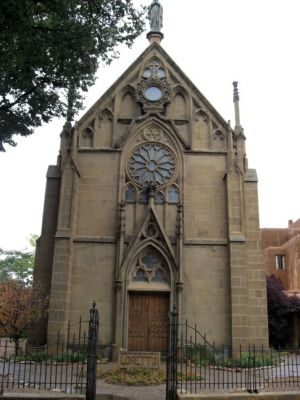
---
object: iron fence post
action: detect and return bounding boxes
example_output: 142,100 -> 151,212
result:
166,305 -> 178,400
86,301 -> 99,400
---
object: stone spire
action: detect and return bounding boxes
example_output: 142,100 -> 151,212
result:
147,0 -> 164,45
232,81 -> 243,135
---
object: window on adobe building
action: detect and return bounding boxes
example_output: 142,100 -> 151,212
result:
275,255 -> 286,270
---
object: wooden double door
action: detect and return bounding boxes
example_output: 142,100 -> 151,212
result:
128,292 -> 169,352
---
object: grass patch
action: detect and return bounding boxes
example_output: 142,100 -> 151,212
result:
97,368 -> 166,386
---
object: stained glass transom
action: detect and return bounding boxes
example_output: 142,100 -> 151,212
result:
132,248 -> 169,284
128,143 -> 176,188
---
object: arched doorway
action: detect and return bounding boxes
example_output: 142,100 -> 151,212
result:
127,247 -> 170,352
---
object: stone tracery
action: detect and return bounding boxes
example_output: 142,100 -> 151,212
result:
132,248 -> 169,284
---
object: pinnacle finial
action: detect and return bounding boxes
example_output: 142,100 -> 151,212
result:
232,81 -> 242,132
233,81 -> 240,102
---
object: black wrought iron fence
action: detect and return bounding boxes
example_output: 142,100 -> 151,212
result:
167,310 -> 300,399
0,303 -> 100,399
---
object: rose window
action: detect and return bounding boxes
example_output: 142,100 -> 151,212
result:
128,143 -> 176,188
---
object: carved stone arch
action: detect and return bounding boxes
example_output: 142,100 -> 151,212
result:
99,107 -> 113,121
193,107 -> 211,150
212,127 -> 226,141
79,124 -> 94,148
94,108 -> 113,148
116,84 -> 140,121
195,107 -> 209,122
211,124 -> 228,152
169,84 -> 191,121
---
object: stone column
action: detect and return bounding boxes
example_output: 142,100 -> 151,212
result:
29,166 -> 61,346
47,161 -> 80,342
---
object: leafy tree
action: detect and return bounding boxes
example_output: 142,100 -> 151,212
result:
0,0 -> 146,151
0,279 -> 47,353
0,235 -> 37,284
267,274 -> 300,348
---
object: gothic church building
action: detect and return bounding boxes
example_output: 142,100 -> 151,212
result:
33,27 -> 269,353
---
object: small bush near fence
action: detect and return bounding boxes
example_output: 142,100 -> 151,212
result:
184,343 -> 283,368
12,351 -> 87,363
97,368 -> 166,386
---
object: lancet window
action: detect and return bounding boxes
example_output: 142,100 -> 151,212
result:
167,185 -> 180,204
125,183 -> 136,203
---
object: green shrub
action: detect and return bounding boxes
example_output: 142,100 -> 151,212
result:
11,351 -> 86,363
97,368 -> 165,386
185,344 -> 281,369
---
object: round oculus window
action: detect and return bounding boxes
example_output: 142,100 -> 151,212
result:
128,143 -> 176,188
144,86 -> 162,102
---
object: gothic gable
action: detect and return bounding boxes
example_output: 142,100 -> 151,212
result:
75,43 -> 231,153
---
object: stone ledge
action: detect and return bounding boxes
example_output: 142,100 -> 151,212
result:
73,236 -> 116,244
184,239 -> 227,246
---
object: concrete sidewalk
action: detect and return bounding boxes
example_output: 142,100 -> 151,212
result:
1,394 -> 84,399
178,391 -> 300,400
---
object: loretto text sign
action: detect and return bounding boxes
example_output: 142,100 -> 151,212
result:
118,351 -> 161,369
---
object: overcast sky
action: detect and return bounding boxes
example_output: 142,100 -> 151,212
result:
0,0 -> 299,250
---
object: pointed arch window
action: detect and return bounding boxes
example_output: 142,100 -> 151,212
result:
125,183 -> 136,203
132,248 -> 169,284
139,190 -> 148,204
167,185 -> 180,204
155,191 -> 165,204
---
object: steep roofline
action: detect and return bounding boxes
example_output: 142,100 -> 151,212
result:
77,43 -> 229,129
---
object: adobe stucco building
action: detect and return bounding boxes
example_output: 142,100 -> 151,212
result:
262,219 -> 300,346
32,4 -> 268,353
262,219 -> 300,292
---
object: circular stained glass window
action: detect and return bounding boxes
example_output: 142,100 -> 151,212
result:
128,143 -> 176,188
144,86 -> 162,102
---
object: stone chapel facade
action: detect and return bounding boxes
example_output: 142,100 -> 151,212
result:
33,37 -> 269,352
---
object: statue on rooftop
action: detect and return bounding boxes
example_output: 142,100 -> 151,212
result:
149,0 -> 163,32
